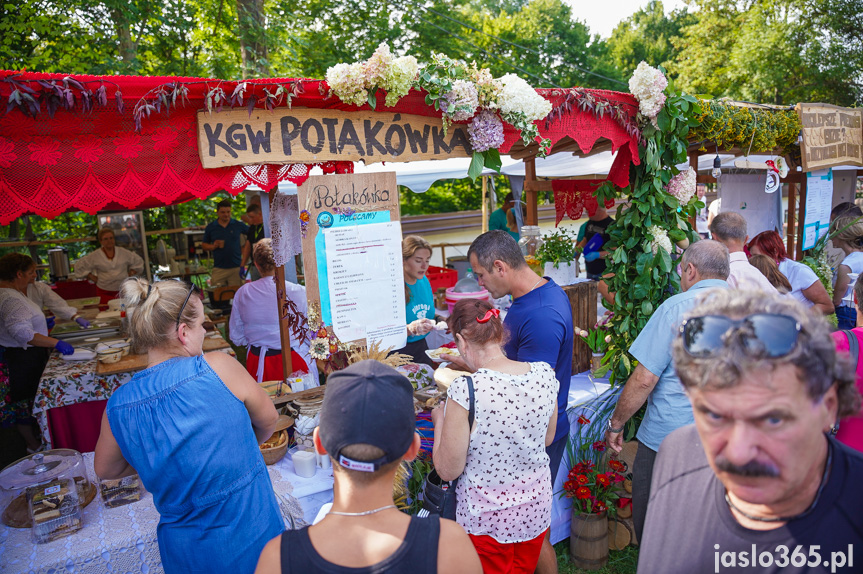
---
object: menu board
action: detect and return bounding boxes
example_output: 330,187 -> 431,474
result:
324,222 -> 406,349
802,169 -> 833,251
297,172 -> 404,349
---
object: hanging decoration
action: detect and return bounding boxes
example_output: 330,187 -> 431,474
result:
550,180 -> 615,225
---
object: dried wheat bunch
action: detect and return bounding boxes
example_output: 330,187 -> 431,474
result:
347,339 -> 413,368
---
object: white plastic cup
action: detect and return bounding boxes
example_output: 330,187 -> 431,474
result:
293,450 -> 317,478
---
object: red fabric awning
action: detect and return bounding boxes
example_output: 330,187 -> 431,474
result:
0,71 -> 640,224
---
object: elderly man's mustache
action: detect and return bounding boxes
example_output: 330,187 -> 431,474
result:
715,457 -> 780,478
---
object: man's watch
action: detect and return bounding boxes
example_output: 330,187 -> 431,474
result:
606,419 -> 625,433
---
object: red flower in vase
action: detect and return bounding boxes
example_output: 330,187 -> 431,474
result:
573,461 -> 595,474
575,486 -> 592,500
596,473 -> 610,487
577,415 -> 590,424
575,474 -> 589,485
610,472 -> 625,483
592,441 -> 606,452
593,500 -> 607,512
608,459 -> 626,472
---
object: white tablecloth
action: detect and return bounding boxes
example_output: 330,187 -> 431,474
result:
0,451 -> 330,574
551,371 -> 619,544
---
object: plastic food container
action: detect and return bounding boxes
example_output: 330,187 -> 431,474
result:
97,474 -> 143,508
0,450 -> 91,543
97,348 -> 123,364
444,287 -> 490,314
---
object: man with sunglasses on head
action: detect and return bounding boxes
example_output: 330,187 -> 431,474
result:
604,239 -> 731,543
637,289 -> 863,573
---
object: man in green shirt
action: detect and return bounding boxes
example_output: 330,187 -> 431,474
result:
488,191 -> 519,241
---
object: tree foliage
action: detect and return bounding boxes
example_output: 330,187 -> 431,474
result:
672,0 -> 861,105
606,1 -> 694,81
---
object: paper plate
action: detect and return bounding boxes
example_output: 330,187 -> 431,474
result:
425,347 -> 460,362
61,349 -> 97,361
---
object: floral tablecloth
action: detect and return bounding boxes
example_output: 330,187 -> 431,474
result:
32,356 -> 128,450
33,338 -> 236,449
0,453 -> 307,574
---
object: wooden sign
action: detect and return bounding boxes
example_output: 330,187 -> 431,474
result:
196,108 -> 472,168
797,103 -> 863,172
297,172 -> 405,349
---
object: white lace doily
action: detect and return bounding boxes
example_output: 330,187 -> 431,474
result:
1,456 -> 309,573
269,193 -> 302,268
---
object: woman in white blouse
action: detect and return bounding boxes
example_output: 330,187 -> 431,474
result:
73,227 -> 144,303
0,254 -> 74,451
747,230 -> 834,315
229,239 -> 318,386
431,298 -> 557,574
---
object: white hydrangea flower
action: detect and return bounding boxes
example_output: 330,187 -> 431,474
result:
364,43 -> 393,86
628,61 -> 668,119
444,80 -> 479,122
648,225 -> 673,255
496,73 -> 552,122
666,167 -> 697,204
382,55 -> 419,107
326,62 -> 369,107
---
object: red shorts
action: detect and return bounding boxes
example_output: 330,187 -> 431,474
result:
468,529 -> 547,574
245,348 -> 309,382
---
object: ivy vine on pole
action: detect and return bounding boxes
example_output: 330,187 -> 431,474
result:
592,66 -> 703,386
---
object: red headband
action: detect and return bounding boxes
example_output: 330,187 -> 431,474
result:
476,308 -> 500,323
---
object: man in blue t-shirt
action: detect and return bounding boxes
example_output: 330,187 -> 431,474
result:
604,239 -> 730,544
444,229 -> 573,574
202,199 -> 249,287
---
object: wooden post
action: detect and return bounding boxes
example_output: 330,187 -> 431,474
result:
525,158 -> 538,226
269,190 -> 293,388
796,178 -> 807,261
481,176 -> 489,233
688,151 -> 699,230
563,281 -> 598,374
787,182 -> 797,258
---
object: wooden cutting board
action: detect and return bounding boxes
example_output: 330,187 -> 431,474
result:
95,353 -> 149,375
203,335 -> 230,351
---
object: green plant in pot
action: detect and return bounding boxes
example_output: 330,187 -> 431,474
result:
535,227 -> 578,269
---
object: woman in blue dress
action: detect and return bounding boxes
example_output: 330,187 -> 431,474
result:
94,278 -> 283,574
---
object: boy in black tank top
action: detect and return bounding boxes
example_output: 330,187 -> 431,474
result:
254,361 -> 481,574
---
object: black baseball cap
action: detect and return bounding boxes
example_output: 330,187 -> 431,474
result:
319,360 -> 416,472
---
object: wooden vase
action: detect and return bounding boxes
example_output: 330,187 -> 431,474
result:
570,510 -> 609,570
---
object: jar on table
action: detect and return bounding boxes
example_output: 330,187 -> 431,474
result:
517,226 -> 544,257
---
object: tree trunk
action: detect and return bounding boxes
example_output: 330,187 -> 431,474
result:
236,0 -> 269,78
111,8 -> 137,64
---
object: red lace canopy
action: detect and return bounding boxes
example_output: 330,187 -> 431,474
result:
0,71 -> 640,225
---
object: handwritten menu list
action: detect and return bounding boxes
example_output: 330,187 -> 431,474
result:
324,221 -> 407,350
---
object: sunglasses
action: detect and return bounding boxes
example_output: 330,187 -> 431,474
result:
680,313 -> 802,358
176,283 -> 202,330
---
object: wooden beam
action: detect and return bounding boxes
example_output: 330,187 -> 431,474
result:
787,182 -> 797,258
269,190 -> 292,389
524,180 -> 554,192
689,151 -> 699,231
1,226 -> 195,248
524,158 -> 539,225
796,178 -> 807,261
696,173 -> 805,185
481,176 -> 488,234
